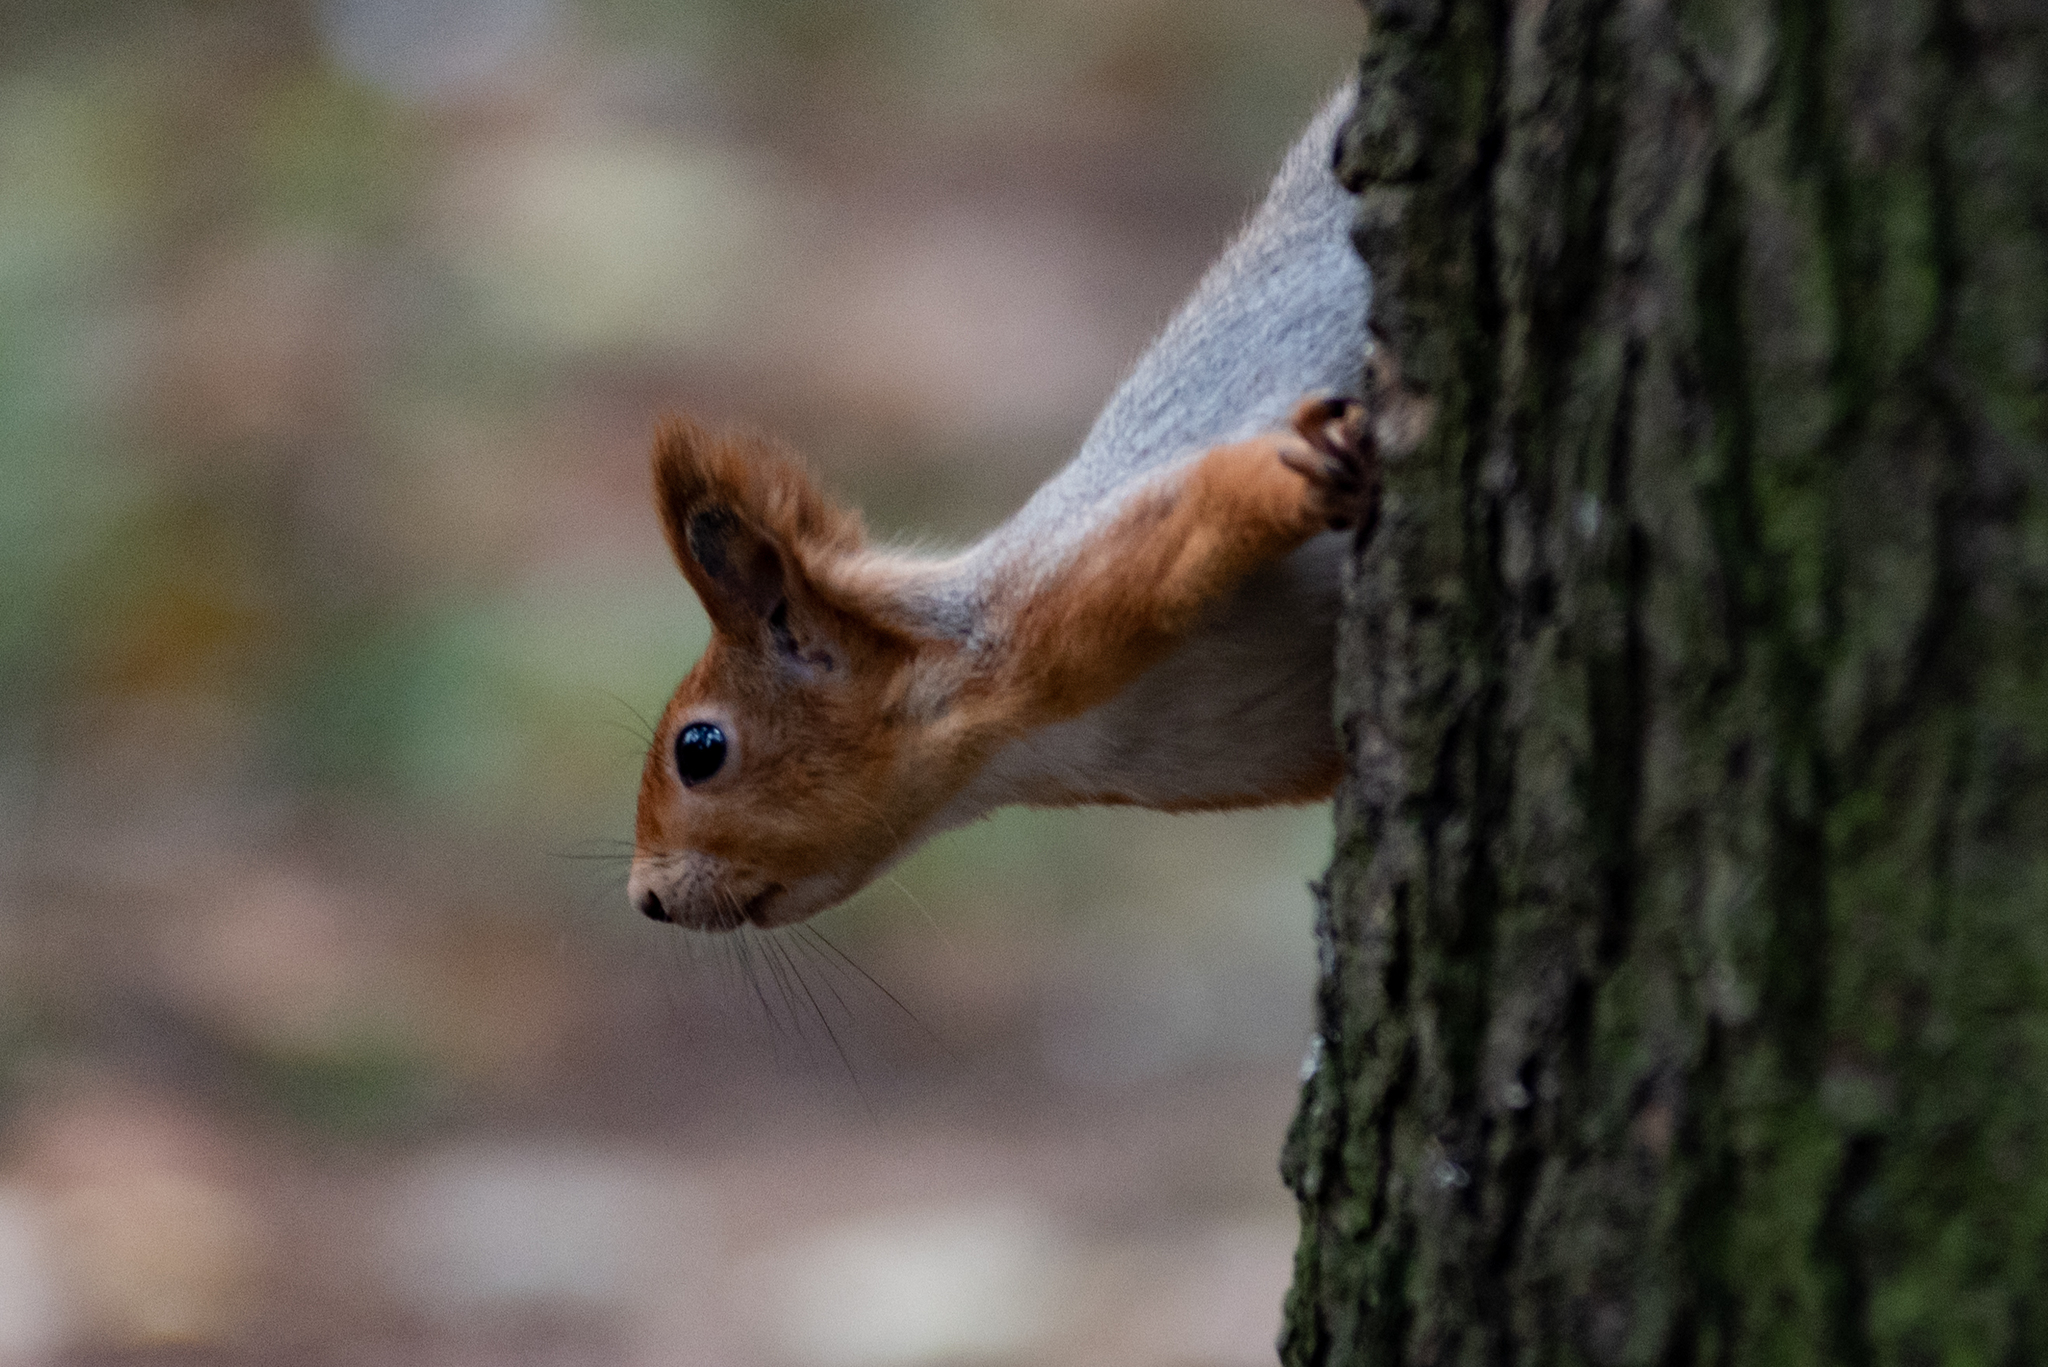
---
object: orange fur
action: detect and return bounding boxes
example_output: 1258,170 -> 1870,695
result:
651,417 -> 882,631
979,431 -> 1333,735
630,398 -> 1371,930
635,420 -> 968,925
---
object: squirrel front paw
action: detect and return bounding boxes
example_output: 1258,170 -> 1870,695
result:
1280,394 -> 1378,532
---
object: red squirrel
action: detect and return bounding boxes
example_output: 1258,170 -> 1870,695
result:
627,83 -> 1416,930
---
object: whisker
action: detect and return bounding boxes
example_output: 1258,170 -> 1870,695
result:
549,835 -> 639,866
886,875 -> 955,950
601,691 -> 663,745
842,790 -> 905,844
730,925 -> 790,1040
788,931 -> 860,1034
711,931 -> 745,1026
598,718 -> 659,756
752,925 -> 808,1050
657,925 -> 693,1016
769,933 -> 871,1114
797,925 -> 947,1051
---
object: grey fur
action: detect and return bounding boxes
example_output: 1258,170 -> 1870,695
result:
632,80 -> 1371,927
973,81 -> 1368,584
924,80 -> 1369,827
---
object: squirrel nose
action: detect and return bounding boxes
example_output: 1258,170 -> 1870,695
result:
634,888 -> 671,923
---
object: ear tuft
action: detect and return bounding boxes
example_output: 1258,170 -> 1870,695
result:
651,415 -> 867,643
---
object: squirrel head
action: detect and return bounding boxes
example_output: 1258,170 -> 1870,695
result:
627,418 -> 971,930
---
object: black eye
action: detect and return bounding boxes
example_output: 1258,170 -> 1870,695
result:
674,722 -> 727,785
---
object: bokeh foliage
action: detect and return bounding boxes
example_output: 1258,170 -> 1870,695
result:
0,0 -> 1356,1140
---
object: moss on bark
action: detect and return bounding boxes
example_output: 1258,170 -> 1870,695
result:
1283,1 -> 2048,1362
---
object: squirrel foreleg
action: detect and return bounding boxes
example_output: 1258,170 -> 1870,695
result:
982,395 -> 1379,733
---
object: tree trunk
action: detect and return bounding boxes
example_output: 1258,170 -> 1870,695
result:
1282,1 -> 2048,1362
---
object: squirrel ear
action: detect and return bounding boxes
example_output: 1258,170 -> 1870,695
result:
651,417 -> 865,668
682,504 -> 787,621
680,505 -> 811,663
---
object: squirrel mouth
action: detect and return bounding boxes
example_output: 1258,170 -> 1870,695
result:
738,884 -> 784,926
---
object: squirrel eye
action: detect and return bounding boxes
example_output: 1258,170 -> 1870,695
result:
674,721 -> 728,785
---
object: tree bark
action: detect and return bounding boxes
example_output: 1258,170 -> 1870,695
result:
1282,0 -> 2048,1362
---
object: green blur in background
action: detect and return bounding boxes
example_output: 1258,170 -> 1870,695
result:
0,1 -> 1357,1361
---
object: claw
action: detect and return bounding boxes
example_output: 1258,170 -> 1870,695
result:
1283,393 -> 1379,533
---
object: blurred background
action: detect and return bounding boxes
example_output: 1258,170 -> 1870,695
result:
0,1 -> 1361,1362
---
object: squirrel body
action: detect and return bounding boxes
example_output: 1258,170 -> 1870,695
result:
630,84 -> 1391,931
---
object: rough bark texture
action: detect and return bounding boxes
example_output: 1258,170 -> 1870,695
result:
1281,0 -> 2048,1363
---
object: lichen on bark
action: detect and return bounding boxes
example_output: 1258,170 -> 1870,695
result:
1283,1 -> 2048,1362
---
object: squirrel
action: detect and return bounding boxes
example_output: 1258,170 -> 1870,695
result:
627,81 -> 1422,930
